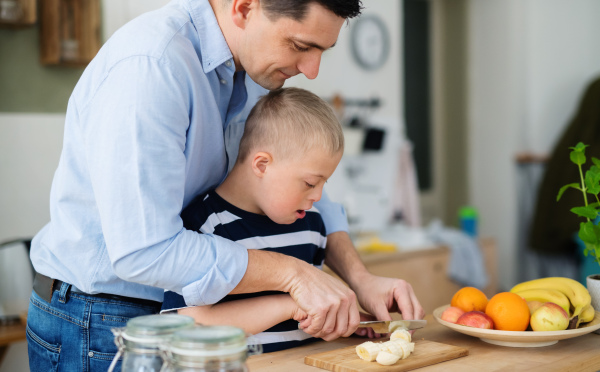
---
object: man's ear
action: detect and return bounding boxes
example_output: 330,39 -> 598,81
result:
251,151 -> 272,178
231,0 -> 258,29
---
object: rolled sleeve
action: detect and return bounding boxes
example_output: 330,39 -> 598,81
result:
182,235 -> 248,306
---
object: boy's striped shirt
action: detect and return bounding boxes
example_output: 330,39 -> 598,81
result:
161,190 -> 327,352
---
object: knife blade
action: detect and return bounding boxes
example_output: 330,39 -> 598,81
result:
358,319 -> 427,333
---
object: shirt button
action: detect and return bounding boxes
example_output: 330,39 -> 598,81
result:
225,60 -> 232,67
220,79 -> 227,85
88,351 -> 94,357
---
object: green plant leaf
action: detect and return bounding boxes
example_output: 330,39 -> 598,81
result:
579,221 -> 599,245
592,157 -> 600,168
586,167 -> 600,195
571,206 -> 599,219
557,183 -> 581,201
571,142 -> 588,151
570,150 -> 586,166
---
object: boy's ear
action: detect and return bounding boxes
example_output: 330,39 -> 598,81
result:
251,151 -> 273,177
230,0 -> 258,29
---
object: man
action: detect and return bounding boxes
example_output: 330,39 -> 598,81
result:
27,0 -> 424,370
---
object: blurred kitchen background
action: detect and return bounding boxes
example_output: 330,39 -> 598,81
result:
1,0 -> 600,370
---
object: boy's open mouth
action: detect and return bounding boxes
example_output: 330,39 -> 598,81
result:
296,210 -> 306,219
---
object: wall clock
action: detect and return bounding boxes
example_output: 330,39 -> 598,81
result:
350,14 -> 390,71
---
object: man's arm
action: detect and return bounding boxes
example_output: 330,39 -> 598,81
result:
229,249 -> 360,341
178,294 -> 306,335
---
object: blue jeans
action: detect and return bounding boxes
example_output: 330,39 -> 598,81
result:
27,283 -> 160,372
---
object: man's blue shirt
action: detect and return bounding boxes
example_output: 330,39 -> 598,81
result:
30,0 -> 348,306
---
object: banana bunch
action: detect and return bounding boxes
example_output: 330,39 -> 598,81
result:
510,277 -> 594,328
356,329 -> 415,366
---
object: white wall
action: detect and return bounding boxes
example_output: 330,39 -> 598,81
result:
288,1 -> 402,121
467,0 -> 600,291
526,0 -> 600,153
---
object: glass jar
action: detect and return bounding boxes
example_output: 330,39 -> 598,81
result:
161,326 -> 262,372
108,314 -> 195,372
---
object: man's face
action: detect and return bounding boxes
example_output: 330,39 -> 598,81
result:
238,2 -> 345,90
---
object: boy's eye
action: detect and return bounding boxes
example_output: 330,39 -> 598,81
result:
305,182 -> 316,188
292,43 -> 310,52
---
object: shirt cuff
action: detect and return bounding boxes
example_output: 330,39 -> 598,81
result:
315,191 -> 349,235
181,237 -> 249,306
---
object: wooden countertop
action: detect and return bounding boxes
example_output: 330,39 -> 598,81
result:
247,314 -> 600,372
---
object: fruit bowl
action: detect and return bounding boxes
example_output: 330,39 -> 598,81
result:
433,304 -> 600,347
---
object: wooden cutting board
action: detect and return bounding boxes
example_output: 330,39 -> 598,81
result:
304,340 -> 468,372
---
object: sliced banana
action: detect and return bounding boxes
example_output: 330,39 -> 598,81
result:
380,340 -> 405,357
355,341 -> 381,362
398,342 -> 415,359
390,328 -> 411,342
376,351 -> 401,366
356,333 -> 416,365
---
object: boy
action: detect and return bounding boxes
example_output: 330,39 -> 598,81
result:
161,87 -> 346,352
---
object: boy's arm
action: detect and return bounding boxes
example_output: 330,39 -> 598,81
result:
177,294 -> 306,335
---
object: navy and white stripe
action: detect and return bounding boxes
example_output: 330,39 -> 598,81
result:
161,190 -> 327,352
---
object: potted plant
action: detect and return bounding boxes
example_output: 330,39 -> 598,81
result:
557,142 -> 600,322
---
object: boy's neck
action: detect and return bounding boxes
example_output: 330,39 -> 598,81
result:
215,165 -> 262,215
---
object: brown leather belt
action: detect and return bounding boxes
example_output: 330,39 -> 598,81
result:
33,272 -> 162,308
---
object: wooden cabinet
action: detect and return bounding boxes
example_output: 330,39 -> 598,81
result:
324,237 -> 498,314
0,0 -> 36,27
40,0 -> 101,66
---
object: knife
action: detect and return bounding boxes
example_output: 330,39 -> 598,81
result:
358,319 -> 427,333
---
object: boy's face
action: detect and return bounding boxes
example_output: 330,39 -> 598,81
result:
237,2 -> 344,90
256,148 -> 343,224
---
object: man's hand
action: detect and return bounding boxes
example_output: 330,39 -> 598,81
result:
324,231 -> 424,327
231,249 -> 360,342
291,261 -> 360,341
354,312 -> 386,339
352,274 -> 425,324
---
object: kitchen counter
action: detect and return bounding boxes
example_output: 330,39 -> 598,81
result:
247,314 -> 600,371
0,322 -> 26,365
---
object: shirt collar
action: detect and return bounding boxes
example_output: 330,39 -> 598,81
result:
183,0 -> 234,73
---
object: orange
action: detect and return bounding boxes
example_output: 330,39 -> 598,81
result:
450,287 -> 489,312
485,292 -> 530,331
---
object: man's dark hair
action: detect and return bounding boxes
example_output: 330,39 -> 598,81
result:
262,0 -> 362,21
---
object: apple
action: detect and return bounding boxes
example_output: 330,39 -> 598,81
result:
456,311 -> 494,329
527,300 -> 544,315
530,302 -> 569,331
441,306 -> 466,324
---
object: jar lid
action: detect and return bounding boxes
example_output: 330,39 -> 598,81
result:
122,314 -> 195,343
168,326 -> 248,357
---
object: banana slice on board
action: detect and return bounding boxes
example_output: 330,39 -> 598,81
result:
355,341 -> 381,362
376,351 -> 401,366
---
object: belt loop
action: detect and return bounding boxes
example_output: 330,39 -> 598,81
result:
58,282 -> 71,303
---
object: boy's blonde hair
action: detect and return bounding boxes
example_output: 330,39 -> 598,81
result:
237,87 -> 344,162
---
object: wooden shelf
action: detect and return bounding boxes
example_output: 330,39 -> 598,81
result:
0,0 -> 36,28
40,0 -> 101,66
